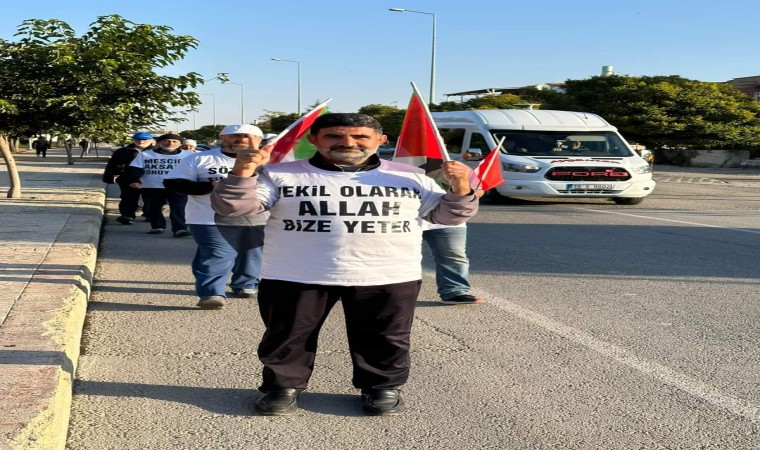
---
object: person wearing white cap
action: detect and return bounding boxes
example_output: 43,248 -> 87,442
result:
164,124 -> 268,309
180,139 -> 198,152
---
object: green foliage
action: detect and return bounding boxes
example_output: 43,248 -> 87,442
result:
180,125 -> 224,144
264,113 -> 301,133
357,104 -> 405,139
556,75 -> 760,151
0,15 -> 202,140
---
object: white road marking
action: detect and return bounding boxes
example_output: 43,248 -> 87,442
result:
481,294 -> 760,420
576,208 -> 760,235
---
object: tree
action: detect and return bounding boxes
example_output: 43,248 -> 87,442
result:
0,15 -> 202,197
180,125 -> 224,144
357,104 -> 405,140
544,75 -> 760,152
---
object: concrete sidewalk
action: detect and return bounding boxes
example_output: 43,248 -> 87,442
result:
0,149 -> 107,450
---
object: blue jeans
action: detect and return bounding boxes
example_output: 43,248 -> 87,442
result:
422,226 -> 471,300
188,224 -> 264,298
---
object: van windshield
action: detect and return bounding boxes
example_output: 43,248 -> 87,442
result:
492,131 -> 634,157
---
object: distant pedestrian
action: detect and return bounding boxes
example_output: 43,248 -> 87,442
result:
33,136 -> 50,157
103,132 -> 155,225
165,124 -> 267,309
79,139 -> 89,156
180,139 -> 198,152
124,133 -> 193,236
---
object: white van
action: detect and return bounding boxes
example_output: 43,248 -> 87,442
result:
431,109 -> 656,204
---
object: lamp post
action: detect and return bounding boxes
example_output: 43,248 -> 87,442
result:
199,93 -> 216,129
271,58 -> 301,114
389,7 -> 437,105
224,82 -> 244,123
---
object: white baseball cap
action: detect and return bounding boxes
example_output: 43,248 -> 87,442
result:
262,133 -> 278,140
182,139 -> 197,146
219,124 -> 263,137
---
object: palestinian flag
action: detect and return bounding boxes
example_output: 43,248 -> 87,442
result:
268,99 -> 332,164
392,86 -> 447,175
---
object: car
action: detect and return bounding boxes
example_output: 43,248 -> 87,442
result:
195,144 -> 212,151
377,146 -> 395,160
431,109 -> 656,205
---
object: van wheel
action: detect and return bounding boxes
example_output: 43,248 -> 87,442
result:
482,189 -> 508,204
613,197 -> 644,205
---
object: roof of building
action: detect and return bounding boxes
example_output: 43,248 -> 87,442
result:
444,82 -> 565,98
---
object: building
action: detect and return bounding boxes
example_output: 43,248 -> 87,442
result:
726,76 -> 760,101
444,83 -> 565,102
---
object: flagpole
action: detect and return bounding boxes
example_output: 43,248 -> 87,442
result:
474,136 -> 505,190
410,82 -> 451,162
267,98 -> 333,146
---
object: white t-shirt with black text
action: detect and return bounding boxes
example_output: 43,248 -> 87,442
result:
129,149 -> 193,188
255,159 -> 447,286
165,148 -> 236,225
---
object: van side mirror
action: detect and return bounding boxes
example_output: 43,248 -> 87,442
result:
463,148 -> 483,161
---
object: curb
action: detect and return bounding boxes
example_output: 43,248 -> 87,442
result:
0,173 -> 105,449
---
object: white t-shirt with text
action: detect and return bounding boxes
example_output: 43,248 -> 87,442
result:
129,149 -> 193,188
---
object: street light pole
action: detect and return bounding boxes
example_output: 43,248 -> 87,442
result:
225,82 -> 244,123
271,58 -> 302,114
389,7 -> 437,105
199,93 -> 216,128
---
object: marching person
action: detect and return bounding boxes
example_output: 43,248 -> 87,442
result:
123,133 -> 193,236
211,113 -> 478,416
102,132 -> 155,225
164,124 -> 267,309
33,136 -> 50,158
180,139 -> 198,152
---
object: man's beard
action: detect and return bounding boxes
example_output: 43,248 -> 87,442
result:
222,143 -> 250,152
324,145 -> 374,165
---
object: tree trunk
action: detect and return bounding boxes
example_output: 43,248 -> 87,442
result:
65,144 -> 75,165
0,134 -> 22,198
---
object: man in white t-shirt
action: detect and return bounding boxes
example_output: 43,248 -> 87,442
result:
164,124 -> 267,309
211,113 -> 478,417
124,133 -> 193,236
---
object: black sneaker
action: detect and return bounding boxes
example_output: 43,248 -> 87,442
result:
441,294 -> 484,305
173,230 -> 192,238
361,389 -> 405,416
116,216 -> 134,225
147,228 -> 165,234
254,389 -> 301,416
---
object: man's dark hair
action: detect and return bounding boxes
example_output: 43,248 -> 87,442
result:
310,113 -> 383,135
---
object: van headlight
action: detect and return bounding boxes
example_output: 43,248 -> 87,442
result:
503,162 -> 541,173
631,165 -> 652,174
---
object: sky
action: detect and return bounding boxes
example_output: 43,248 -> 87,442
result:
2,0 -> 758,131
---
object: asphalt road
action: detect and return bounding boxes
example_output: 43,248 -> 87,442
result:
67,174 -> 760,449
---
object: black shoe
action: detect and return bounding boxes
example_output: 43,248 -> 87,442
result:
441,294 -> 484,305
173,229 -> 192,238
361,389 -> 405,416
116,216 -> 134,225
254,389 -> 301,416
